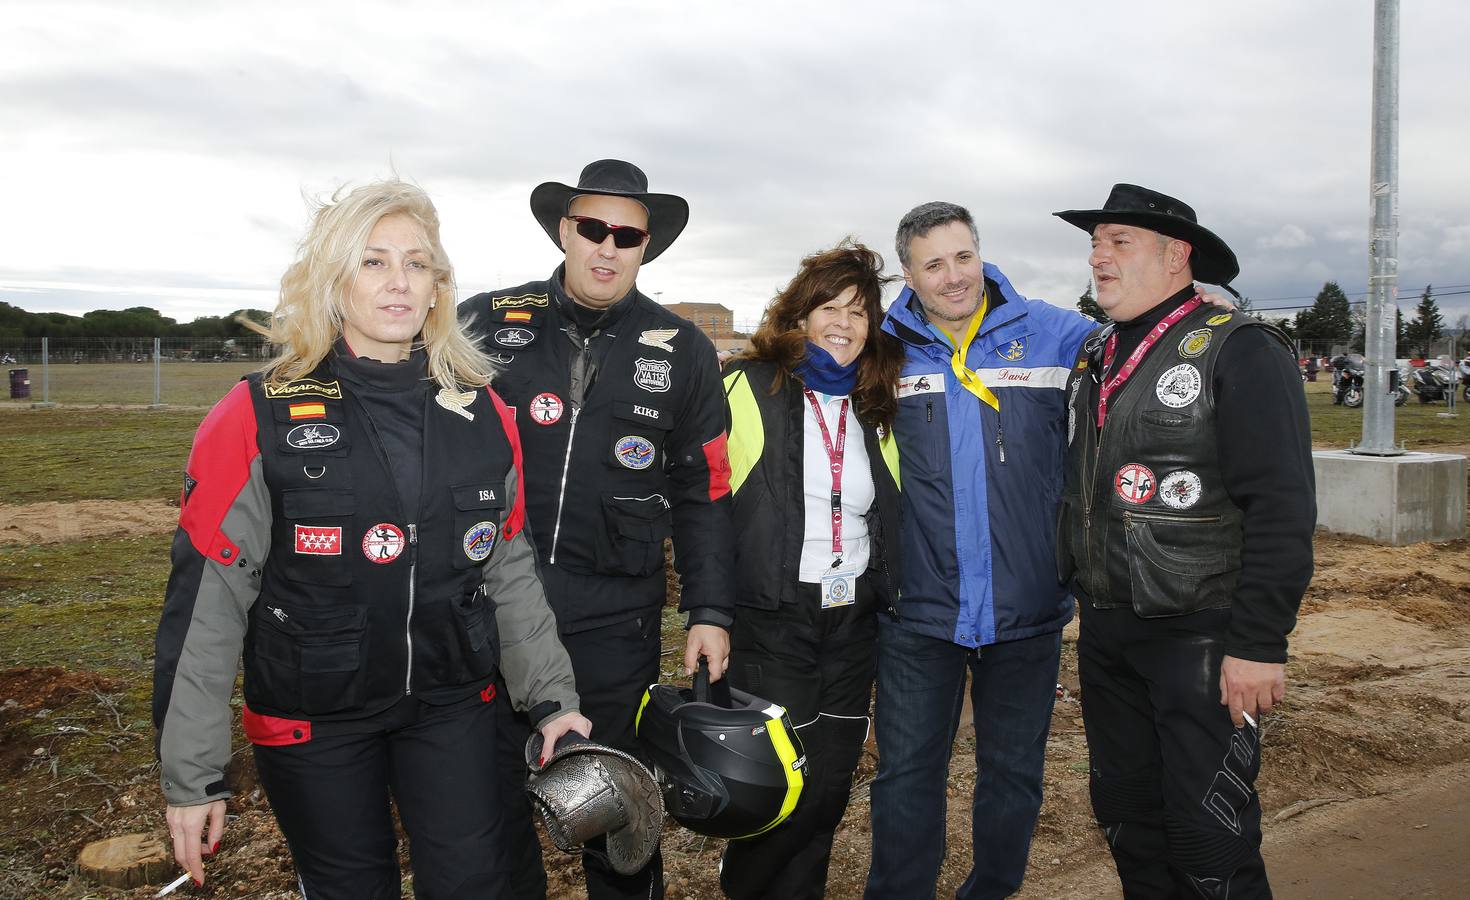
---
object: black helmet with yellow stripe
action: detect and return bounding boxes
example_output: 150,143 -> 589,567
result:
635,660 -> 806,839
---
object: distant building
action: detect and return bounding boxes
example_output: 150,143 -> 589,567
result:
663,302 -> 734,338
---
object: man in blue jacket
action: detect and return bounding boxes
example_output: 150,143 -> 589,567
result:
865,201 -> 1095,899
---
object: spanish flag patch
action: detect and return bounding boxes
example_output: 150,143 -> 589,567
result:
289,402 -> 327,420
504,310 -> 533,323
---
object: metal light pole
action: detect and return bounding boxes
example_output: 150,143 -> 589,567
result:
1354,0 -> 1402,455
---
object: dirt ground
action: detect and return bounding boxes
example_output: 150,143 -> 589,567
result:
0,499 -> 178,546
0,448 -> 1466,898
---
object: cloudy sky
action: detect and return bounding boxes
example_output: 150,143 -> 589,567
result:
3,0 -> 1468,330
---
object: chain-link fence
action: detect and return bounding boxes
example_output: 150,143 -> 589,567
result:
2,337 -> 271,407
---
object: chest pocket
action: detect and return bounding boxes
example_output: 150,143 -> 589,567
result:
450,481 -> 506,569
894,370 -> 949,481
279,489 -> 356,586
607,399 -> 670,473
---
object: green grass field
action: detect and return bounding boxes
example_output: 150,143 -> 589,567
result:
3,360 -> 258,407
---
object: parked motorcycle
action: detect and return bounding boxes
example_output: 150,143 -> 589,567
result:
1391,366 -> 1410,406
1411,362 -> 1454,404
1334,354 -> 1365,407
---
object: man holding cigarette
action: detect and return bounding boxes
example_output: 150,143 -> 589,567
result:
1052,184 -> 1315,897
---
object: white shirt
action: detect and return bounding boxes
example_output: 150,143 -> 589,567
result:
798,391 -> 875,582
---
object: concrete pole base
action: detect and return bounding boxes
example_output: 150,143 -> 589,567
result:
1313,450 -> 1467,545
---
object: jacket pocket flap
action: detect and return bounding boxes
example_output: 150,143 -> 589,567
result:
281,489 -> 356,518
613,399 -> 671,430
453,481 -> 506,510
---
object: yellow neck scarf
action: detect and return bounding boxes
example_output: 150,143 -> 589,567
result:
940,289 -> 1000,414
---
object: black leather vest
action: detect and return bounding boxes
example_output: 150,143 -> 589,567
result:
241,362 -> 514,719
1058,307 -> 1289,617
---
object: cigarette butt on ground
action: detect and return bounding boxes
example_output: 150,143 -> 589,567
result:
156,872 -> 192,897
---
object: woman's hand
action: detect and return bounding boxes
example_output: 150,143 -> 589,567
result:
537,710 -> 594,762
165,799 -> 227,886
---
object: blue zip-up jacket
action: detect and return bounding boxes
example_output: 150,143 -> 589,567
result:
883,262 -> 1096,648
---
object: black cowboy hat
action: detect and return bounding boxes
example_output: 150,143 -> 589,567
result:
1053,184 -> 1239,288
530,159 -> 689,263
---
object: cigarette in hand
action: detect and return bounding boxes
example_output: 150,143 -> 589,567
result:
1241,710 -> 1257,729
156,872 -> 192,897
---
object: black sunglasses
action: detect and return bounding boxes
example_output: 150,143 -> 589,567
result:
567,215 -> 649,250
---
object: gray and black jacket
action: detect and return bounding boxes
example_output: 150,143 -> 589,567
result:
152,359 -> 578,806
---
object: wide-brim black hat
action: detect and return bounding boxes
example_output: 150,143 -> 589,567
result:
530,159 -> 689,263
1053,183 -> 1239,287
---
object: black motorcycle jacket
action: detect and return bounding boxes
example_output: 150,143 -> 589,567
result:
459,269 -> 736,633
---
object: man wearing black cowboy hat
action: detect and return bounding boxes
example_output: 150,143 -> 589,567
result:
1053,184 -> 1315,898
459,159 -> 735,900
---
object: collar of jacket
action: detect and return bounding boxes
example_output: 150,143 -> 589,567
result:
882,261 -> 1028,352
549,264 -> 639,338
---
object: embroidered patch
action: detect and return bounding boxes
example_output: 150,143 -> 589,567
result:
265,378 -> 342,400
286,423 -> 341,450
362,523 -> 406,563
633,358 -> 673,393
1114,464 -> 1157,504
529,392 -> 564,425
639,328 -> 679,352
494,327 -> 535,348
436,388 -> 477,422
1159,471 -> 1203,510
492,293 -> 549,310
897,373 -> 944,398
1177,329 -> 1212,359
1156,364 -> 1202,408
503,310 -> 533,323
997,337 -> 1027,361
294,525 -> 342,555
288,402 -> 327,421
614,435 -> 656,470
462,521 -> 498,562
1206,313 -> 1232,327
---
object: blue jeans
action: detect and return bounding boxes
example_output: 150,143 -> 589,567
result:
865,623 -> 1062,900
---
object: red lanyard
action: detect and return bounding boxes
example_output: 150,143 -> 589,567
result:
804,389 -> 848,560
1098,296 -> 1203,428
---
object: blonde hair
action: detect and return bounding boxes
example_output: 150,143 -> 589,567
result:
249,179 -> 495,391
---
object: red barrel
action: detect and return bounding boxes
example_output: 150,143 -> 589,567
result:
8,368 -> 30,399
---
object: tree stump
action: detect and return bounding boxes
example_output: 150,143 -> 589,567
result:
77,832 -> 173,888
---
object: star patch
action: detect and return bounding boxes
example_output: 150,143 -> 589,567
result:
294,525 -> 342,555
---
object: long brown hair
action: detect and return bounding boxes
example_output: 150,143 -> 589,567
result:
744,238 -> 902,430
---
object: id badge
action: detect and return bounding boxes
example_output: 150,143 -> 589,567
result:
820,569 -> 858,609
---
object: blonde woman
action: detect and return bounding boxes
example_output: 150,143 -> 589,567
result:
153,180 -> 591,898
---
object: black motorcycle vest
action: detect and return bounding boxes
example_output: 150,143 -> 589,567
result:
241,362 -> 514,719
1058,307 -> 1289,617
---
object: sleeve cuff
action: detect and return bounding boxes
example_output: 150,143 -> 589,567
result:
685,607 -> 734,629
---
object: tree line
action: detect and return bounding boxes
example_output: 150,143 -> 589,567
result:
0,302 -> 269,340
1075,282 -> 1462,357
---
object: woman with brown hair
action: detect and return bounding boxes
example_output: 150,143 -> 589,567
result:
718,239 -> 903,899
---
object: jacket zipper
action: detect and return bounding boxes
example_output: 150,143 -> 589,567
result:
404,523 -> 417,694
548,406 -> 581,565
1123,511 -> 1221,526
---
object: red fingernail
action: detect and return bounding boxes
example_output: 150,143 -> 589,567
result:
193,877 -> 203,887
538,756 -> 545,766
210,841 -> 220,854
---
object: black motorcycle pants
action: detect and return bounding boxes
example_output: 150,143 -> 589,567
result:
720,574 -> 878,900
251,692 -> 505,900
1078,605 -> 1271,899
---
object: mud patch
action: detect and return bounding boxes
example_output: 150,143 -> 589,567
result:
0,499 -> 177,546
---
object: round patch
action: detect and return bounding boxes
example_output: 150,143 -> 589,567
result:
828,578 -> 850,602
1206,313 -> 1232,326
286,423 -> 341,450
1156,364 -> 1202,408
529,392 -> 563,425
362,523 -> 406,564
1158,471 -> 1203,510
1114,464 -> 1157,505
493,327 -> 535,348
462,521 -> 498,562
1177,328 -> 1212,359
613,435 -> 656,470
